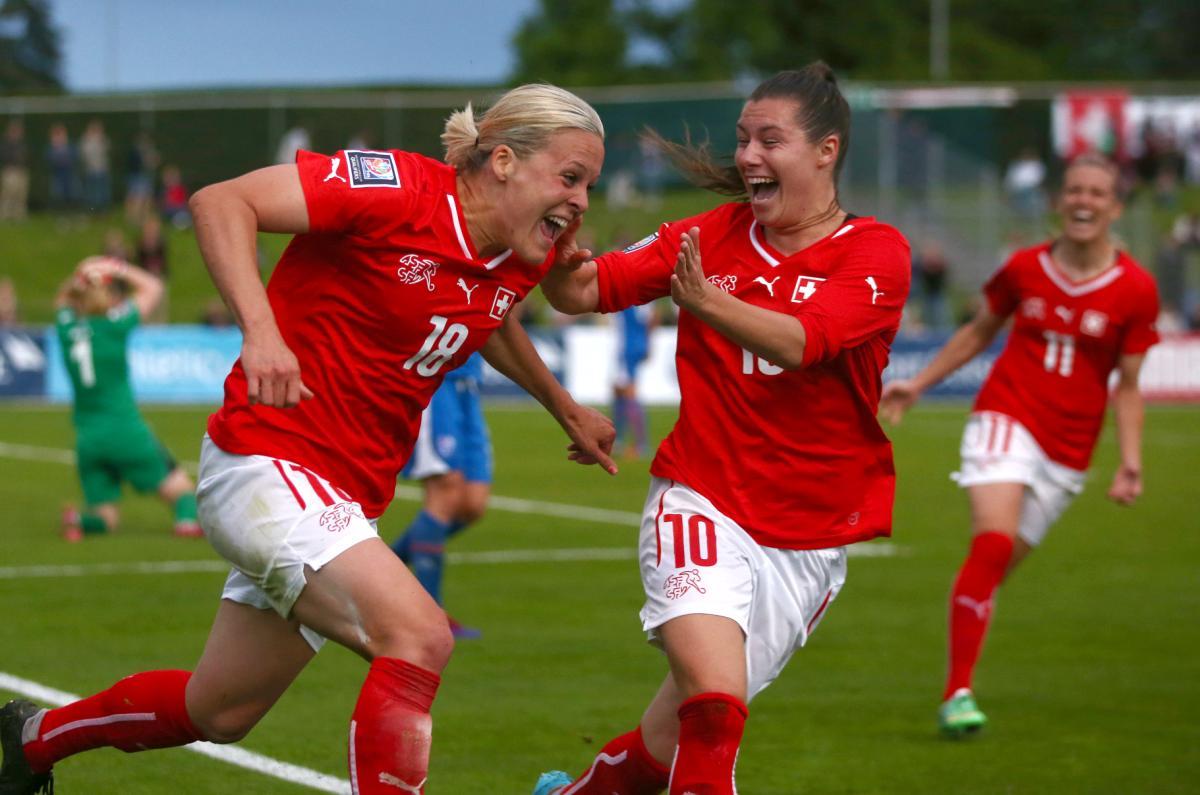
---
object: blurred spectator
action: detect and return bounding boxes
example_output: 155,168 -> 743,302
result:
0,119 -> 30,221
605,168 -> 637,209
638,135 -> 665,210
79,119 -> 112,213
136,215 -> 170,323
102,227 -> 129,260
200,297 -> 234,327
45,122 -> 76,211
0,276 -> 18,326
346,129 -> 375,151
1185,129 -> 1200,187
124,131 -> 159,222
159,165 -> 190,228
1154,231 -> 1187,322
275,125 -> 310,164
1003,147 -> 1046,219
914,241 -> 952,333
135,215 -> 168,277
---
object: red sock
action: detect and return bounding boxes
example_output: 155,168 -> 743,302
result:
348,657 -> 440,795
944,531 -> 1014,700
562,725 -> 669,794
669,693 -> 747,795
22,670 -> 201,773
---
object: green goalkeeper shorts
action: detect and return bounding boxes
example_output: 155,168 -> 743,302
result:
75,421 -> 176,506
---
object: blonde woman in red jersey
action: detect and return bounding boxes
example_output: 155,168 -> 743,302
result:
534,63 -> 911,795
0,85 -> 616,795
880,154 -> 1160,736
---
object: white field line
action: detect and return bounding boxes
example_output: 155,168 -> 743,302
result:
0,671 -> 350,794
0,542 -> 900,581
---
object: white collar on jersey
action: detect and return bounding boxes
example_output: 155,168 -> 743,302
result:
1037,250 -> 1123,297
445,194 -> 513,271
748,220 -> 856,267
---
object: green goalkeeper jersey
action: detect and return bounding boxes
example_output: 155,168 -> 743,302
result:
55,302 -> 144,433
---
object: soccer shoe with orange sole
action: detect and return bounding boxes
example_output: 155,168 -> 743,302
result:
938,688 -> 987,737
59,506 -> 82,544
0,699 -> 53,794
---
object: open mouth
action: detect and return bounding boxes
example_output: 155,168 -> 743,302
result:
746,176 -> 779,203
541,213 -> 569,242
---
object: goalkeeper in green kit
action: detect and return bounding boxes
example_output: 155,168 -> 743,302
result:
55,256 -> 201,542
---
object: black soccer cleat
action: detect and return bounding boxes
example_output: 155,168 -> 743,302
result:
0,700 -> 53,794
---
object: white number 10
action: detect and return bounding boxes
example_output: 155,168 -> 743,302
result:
741,348 -> 783,376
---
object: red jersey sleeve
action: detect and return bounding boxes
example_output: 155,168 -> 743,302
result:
1121,273 -> 1161,355
795,228 -> 911,367
296,149 -> 415,237
594,223 -> 682,312
982,257 -> 1021,318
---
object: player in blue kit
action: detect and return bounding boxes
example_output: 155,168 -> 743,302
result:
392,351 -> 492,638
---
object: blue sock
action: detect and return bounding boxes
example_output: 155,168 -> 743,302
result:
396,510 -> 451,603
613,395 -> 629,445
447,519 -> 469,540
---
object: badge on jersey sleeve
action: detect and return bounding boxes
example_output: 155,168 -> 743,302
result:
345,150 -> 401,189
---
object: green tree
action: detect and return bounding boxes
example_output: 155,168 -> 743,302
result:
510,0 -> 630,86
0,0 -> 62,94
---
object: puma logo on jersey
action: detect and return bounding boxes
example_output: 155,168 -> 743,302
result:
954,594 -> 992,620
664,569 -> 706,600
1054,305 -> 1075,324
457,278 -> 478,303
323,157 -> 346,183
865,276 -> 884,304
378,772 -> 426,792
753,275 -> 780,296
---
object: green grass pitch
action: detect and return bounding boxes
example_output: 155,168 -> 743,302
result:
0,403 -> 1196,793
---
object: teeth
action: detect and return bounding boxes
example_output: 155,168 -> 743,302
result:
747,177 -> 776,185
544,215 -> 568,229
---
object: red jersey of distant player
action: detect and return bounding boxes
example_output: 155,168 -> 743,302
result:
208,149 -> 549,518
596,204 -> 911,550
975,242 -> 1160,471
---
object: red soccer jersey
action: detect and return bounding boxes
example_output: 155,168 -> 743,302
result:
975,242 -> 1160,470
596,204 -> 911,550
208,149 -> 551,518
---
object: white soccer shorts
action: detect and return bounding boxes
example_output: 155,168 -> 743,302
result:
196,436 -> 379,651
952,411 -> 1087,547
637,477 -> 848,701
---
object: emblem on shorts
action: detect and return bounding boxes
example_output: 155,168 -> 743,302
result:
345,150 -> 401,188
664,569 -> 706,600
397,253 -> 439,291
319,502 -> 364,533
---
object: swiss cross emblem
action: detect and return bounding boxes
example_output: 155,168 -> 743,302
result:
791,275 -> 826,303
490,287 -> 517,320
1081,309 -> 1109,337
1021,297 -> 1046,319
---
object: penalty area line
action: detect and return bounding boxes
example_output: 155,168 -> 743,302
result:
0,671 -> 351,794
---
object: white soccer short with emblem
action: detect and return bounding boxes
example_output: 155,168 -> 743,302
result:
637,476 -> 848,701
196,435 -> 379,651
952,411 -> 1087,547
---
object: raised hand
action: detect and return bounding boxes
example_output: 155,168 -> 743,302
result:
669,227 -> 711,312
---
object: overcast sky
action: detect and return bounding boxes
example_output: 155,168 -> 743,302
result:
51,0 -> 540,92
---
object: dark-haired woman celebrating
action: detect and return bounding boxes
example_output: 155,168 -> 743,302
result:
534,63 -> 910,795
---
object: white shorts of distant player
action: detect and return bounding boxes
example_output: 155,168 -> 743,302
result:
638,477 -> 848,701
952,411 -> 1087,547
195,436 -> 379,652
